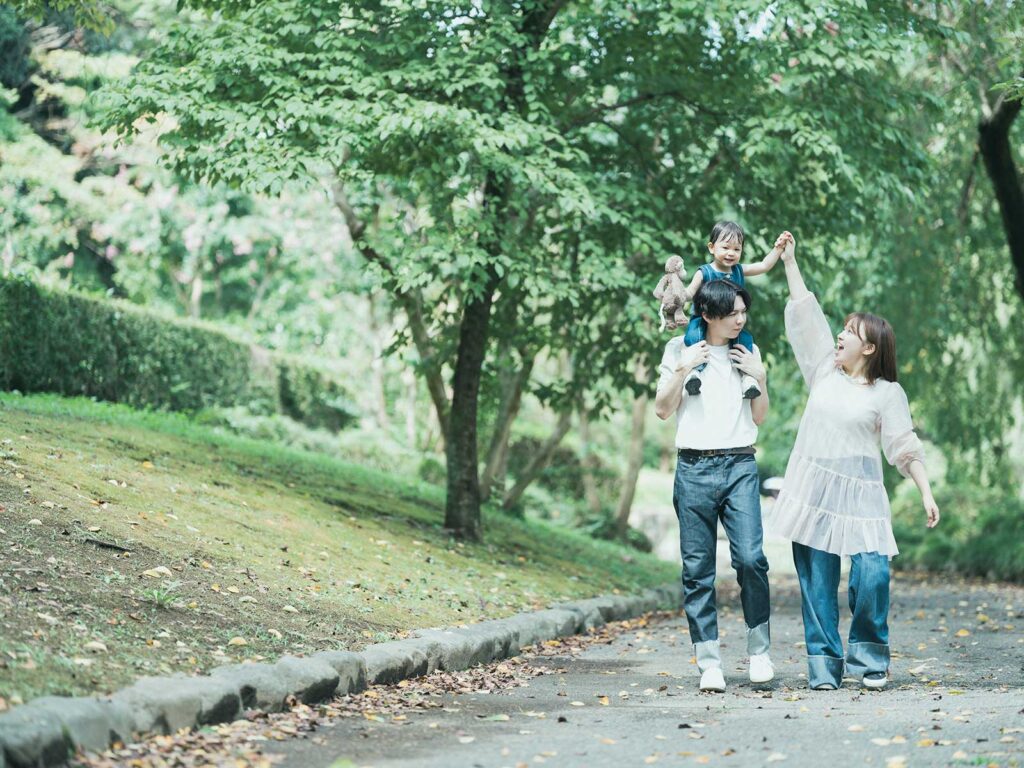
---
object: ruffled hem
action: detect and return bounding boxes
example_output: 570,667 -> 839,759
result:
764,494 -> 899,558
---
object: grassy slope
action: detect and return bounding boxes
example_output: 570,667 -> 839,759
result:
0,394 -> 675,704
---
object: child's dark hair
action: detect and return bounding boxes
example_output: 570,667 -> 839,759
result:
695,279 -> 751,320
709,220 -> 745,245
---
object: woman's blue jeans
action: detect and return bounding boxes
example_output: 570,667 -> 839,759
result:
792,542 -> 891,688
673,453 -> 771,668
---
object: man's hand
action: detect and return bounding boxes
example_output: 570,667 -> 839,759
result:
728,346 -> 766,382
676,341 -> 710,374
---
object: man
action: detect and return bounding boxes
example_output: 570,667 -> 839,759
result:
655,279 -> 773,692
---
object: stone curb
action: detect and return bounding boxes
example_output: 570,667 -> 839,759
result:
0,583 -> 680,767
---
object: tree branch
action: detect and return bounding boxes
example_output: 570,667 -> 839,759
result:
330,180 -> 451,437
978,77 -> 1024,300
501,409 -> 573,512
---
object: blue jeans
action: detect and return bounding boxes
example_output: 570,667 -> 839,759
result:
683,317 -> 755,372
792,542 -> 891,688
673,453 -> 771,666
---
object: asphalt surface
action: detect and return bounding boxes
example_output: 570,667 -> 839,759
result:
266,572 -> 1024,768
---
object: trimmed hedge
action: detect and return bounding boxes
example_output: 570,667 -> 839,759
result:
0,276 -> 357,430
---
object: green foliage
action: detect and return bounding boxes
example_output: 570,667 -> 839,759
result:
97,0 -> 944,410
276,356 -> 358,432
0,276 -> 358,427
893,483 -> 1024,582
8,0 -> 112,33
0,7 -> 30,89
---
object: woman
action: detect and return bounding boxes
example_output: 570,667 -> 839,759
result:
764,237 -> 940,691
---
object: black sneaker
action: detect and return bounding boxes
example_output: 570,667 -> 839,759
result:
862,672 -> 888,689
684,371 -> 702,395
741,374 -> 761,399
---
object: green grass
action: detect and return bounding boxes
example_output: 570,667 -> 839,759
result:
0,392 -> 675,705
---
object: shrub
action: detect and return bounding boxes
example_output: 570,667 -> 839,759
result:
892,481 -> 1024,582
0,276 -> 357,429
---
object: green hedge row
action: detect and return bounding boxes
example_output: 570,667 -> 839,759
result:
0,276 -> 358,430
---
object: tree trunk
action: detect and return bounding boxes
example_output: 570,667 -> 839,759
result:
189,275 -> 203,319
402,367 -> 417,447
480,357 -> 533,501
614,363 -> 650,541
367,293 -> 390,432
444,269 -> 500,539
501,409 -> 573,513
978,86 -> 1024,300
577,403 -> 603,515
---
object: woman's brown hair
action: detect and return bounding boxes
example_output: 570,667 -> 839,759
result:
845,312 -> 898,383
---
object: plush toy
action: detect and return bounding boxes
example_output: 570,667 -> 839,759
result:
652,255 -> 688,331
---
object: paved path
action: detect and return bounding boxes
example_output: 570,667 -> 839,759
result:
267,574 -> 1024,768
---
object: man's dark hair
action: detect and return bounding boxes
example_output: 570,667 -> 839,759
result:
709,220 -> 745,245
695,279 -> 752,320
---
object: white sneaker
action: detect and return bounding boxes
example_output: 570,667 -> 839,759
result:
699,667 -> 726,692
684,369 -> 703,395
749,653 -> 775,684
862,672 -> 888,689
741,374 -> 761,399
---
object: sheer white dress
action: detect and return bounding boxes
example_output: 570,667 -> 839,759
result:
763,294 -> 925,557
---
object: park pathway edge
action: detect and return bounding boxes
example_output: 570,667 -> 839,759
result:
0,583 -> 681,767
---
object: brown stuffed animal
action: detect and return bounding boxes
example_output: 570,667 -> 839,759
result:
652,255 -> 688,331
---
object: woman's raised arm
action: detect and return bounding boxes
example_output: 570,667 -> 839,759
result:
781,238 -> 810,301
781,238 -> 834,388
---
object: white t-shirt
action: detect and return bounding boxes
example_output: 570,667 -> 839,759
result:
657,337 -> 759,450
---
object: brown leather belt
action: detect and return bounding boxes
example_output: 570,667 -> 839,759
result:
677,446 -> 756,458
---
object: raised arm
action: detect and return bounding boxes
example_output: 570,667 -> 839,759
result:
742,232 -> 788,277
780,237 -> 810,301
781,237 -> 834,387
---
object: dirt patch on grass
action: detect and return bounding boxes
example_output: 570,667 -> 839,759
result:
0,397 -> 676,707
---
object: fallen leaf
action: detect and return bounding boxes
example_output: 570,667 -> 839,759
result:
955,629 -> 971,637
83,640 -> 108,653
597,695 -> 610,706
766,754 -> 787,763
283,605 -> 299,614
848,724 -> 865,732
227,637 -> 247,646
142,566 -> 173,578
